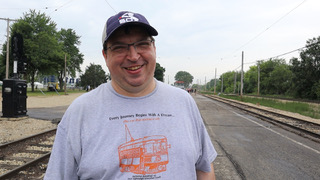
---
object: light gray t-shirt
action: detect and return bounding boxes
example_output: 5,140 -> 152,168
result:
45,80 -> 217,180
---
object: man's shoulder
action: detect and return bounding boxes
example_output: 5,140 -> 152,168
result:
157,80 -> 183,90
156,80 -> 190,97
71,83 -> 109,105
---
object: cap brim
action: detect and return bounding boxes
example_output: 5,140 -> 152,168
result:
105,22 -> 158,44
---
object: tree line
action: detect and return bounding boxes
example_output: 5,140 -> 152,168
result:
203,36 -> 320,100
0,10 -> 167,91
4,9 -> 317,98
0,10 -> 84,91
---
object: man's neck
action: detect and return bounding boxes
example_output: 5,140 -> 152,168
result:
111,79 -> 156,97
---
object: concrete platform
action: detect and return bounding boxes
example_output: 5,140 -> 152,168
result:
193,94 -> 320,180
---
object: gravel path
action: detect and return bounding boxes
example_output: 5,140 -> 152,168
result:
0,93 -> 84,144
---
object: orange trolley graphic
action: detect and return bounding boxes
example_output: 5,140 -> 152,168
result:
118,125 -> 170,175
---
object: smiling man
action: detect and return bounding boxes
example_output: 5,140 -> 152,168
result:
102,24 -> 157,96
45,11 -> 217,180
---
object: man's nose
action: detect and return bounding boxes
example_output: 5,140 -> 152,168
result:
127,45 -> 140,61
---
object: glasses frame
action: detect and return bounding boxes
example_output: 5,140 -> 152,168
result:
106,39 -> 154,55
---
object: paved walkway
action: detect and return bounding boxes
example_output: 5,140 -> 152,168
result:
1,92 -> 84,120
193,94 -> 320,180
192,94 -> 242,180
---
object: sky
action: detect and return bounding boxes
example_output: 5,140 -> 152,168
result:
1,0 -> 319,85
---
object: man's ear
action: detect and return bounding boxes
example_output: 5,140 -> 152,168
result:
102,50 -> 108,65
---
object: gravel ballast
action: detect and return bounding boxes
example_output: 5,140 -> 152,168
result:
0,93 -> 83,145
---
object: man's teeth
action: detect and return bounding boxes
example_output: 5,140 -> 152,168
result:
126,66 -> 141,70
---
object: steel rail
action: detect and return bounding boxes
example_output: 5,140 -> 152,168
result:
202,94 -> 320,140
0,152 -> 51,179
0,128 -> 56,149
0,128 -> 57,179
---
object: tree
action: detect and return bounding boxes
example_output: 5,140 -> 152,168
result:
174,71 -> 193,88
205,79 -> 215,91
10,10 -> 63,91
56,28 -> 84,90
219,71 -> 238,94
290,36 -> 320,99
257,59 -> 292,95
243,66 -> 258,94
80,63 -> 107,89
154,62 -> 165,82
0,43 -> 8,79
269,63 -> 293,95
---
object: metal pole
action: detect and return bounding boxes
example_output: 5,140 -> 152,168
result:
214,68 -> 217,94
258,62 -> 260,96
5,19 -> 10,79
205,76 -> 206,91
64,54 -> 67,95
241,51 -> 244,98
221,74 -> 223,93
234,72 -> 237,94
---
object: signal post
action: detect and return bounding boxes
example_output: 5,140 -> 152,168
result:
2,33 -> 28,118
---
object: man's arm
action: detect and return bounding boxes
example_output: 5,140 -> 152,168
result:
196,163 -> 216,180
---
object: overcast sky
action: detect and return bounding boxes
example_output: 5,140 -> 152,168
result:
1,0 -> 319,84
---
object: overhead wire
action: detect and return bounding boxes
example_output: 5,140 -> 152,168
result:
225,0 -> 309,72
268,40 -> 320,60
48,0 -> 75,15
235,40 -> 320,72
104,0 -> 117,13
0,1 -> 75,15
0,7 -> 45,10
230,41 -> 314,72
225,0 -> 307,61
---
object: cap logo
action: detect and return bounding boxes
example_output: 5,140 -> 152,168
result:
118,12 -> 139,24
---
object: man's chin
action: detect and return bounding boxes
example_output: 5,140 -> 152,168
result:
127,80 -> 144,87
126,76 -> 154,88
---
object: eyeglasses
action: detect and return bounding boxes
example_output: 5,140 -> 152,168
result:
107,39 -> 154,55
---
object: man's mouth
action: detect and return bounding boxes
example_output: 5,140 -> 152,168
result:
125,65 -> 142,71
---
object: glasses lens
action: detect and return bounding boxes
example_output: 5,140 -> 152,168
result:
110,45 -> 127,54
108,40 -> 153,55
135,40 -> 152,52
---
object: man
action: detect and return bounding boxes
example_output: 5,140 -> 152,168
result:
45,11 -> 217,179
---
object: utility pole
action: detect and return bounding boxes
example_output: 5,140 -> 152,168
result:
0,18 -> 18,79
64,54 -> 67,95
214,68 -> 217,94
234,72 -> 237,94
221,74 -> 224,93
205,76 -> 206,91
240,51 -> 244,98
257,61 -> 260,96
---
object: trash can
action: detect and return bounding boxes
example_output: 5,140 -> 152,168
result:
2,79 -> 27,117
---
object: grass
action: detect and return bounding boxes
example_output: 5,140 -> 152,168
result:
220,95 -> 320,119
26,88 -> 86,96
0,86 -> 85,96
201,92 -> 320,119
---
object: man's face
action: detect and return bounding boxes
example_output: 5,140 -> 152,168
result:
102,26 -> 156,95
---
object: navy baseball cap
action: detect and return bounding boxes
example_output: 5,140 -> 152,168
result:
102,11 -> 158,46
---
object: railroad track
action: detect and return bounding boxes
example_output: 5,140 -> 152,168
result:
0,128 -> 56,179
202,94 -> 320,142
